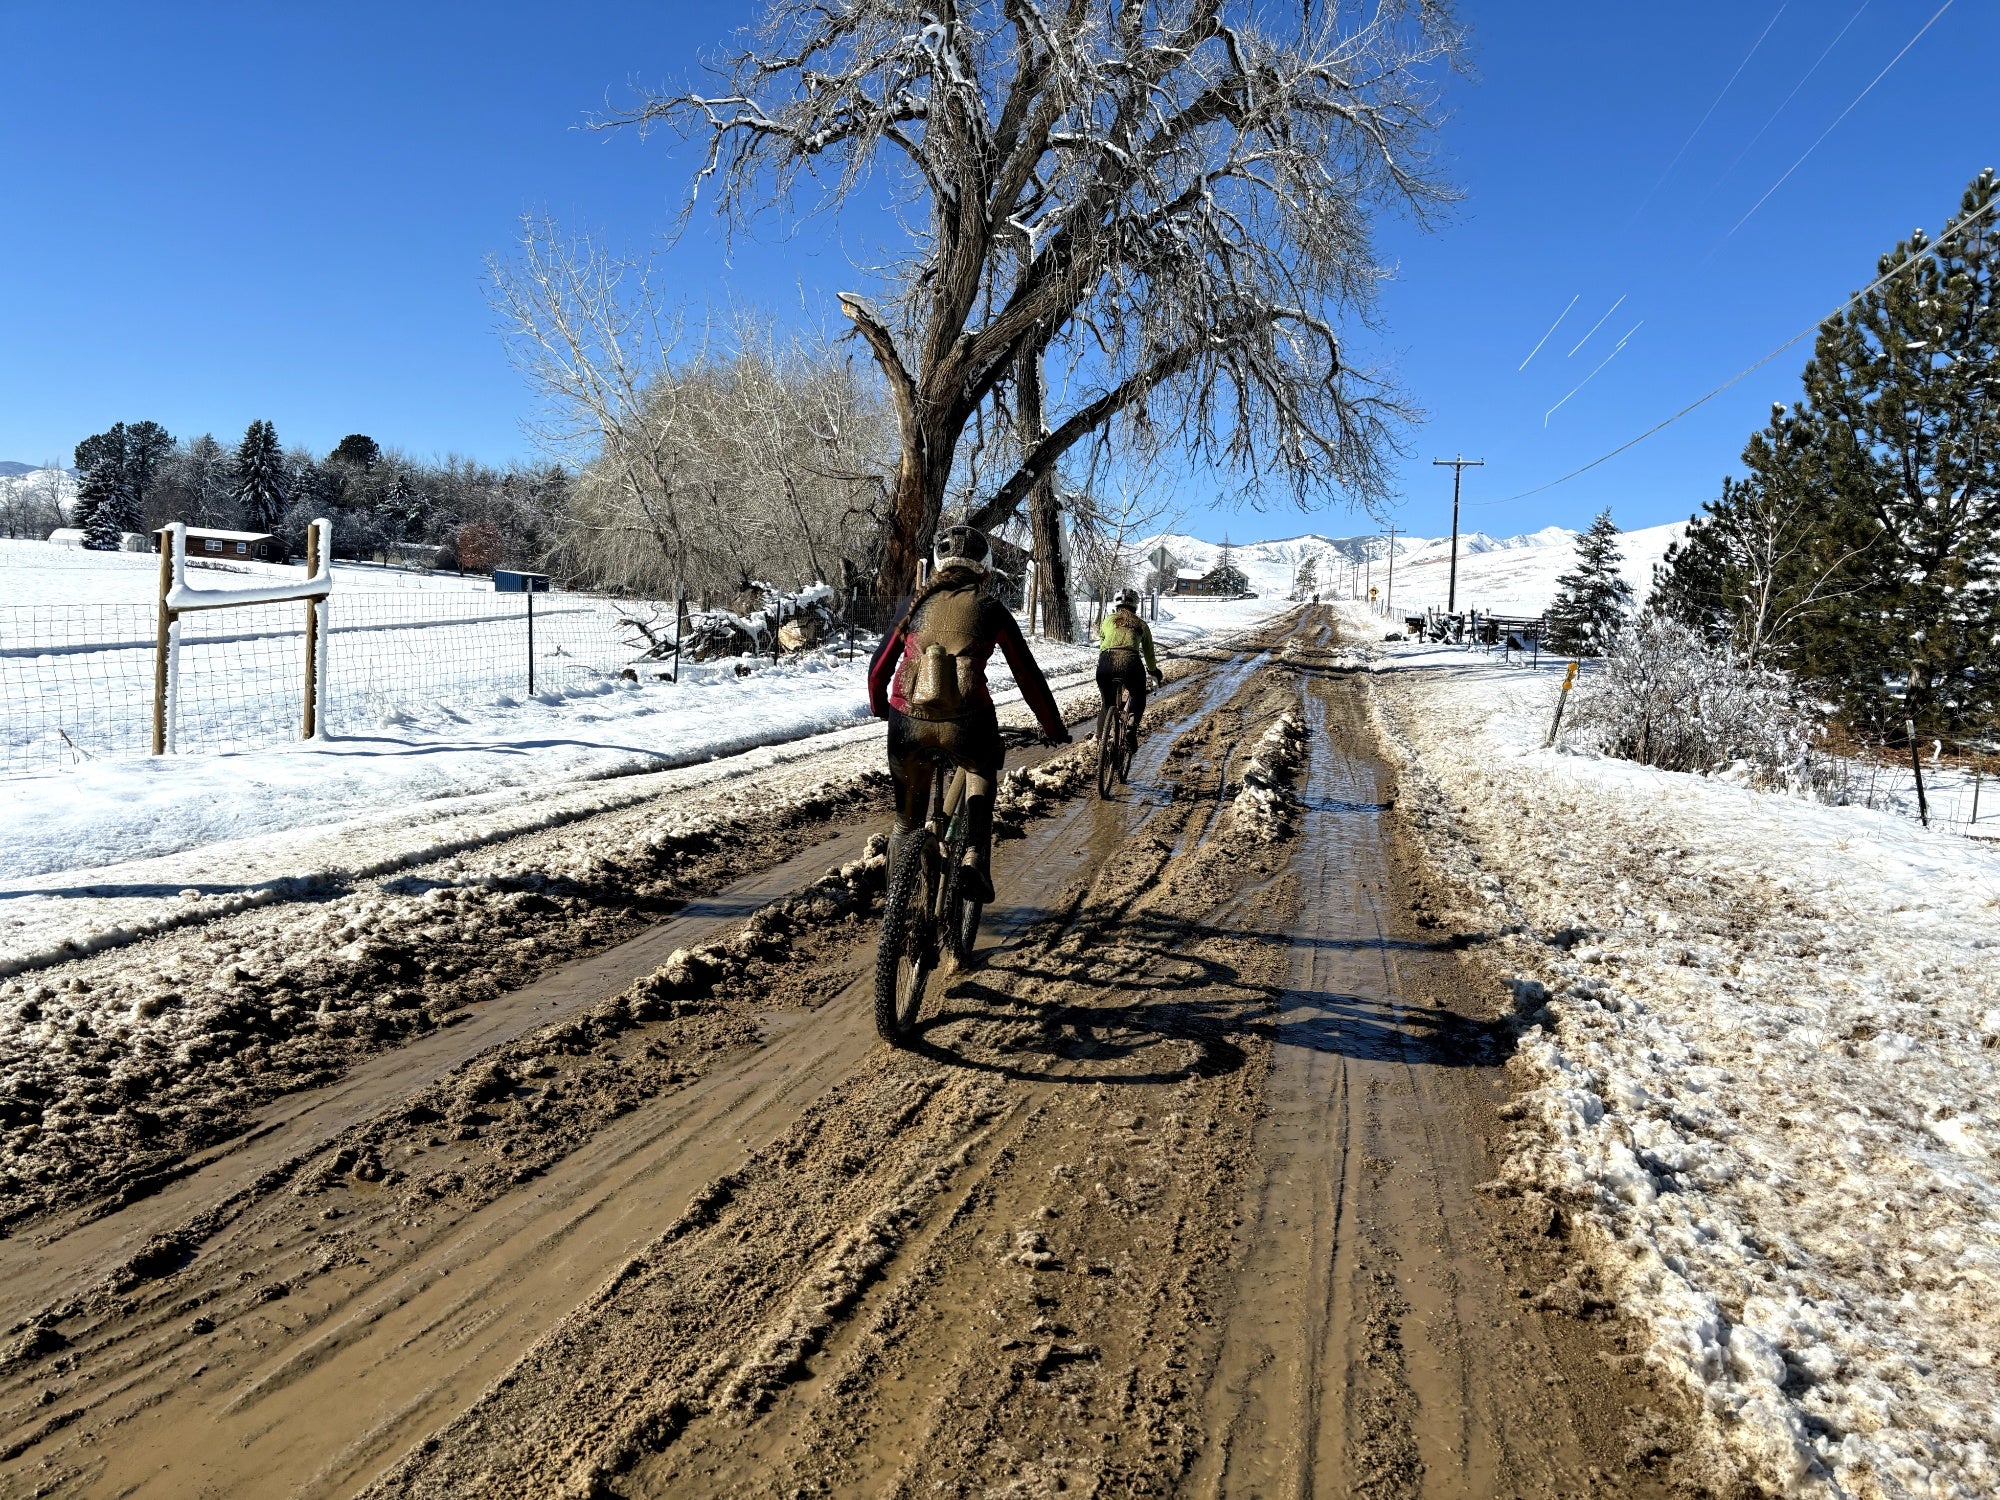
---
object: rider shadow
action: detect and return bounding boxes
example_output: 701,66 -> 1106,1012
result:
905,910 -> 1518,1079
1269,988 -> 1511,1067
899,983 -> 1255,1087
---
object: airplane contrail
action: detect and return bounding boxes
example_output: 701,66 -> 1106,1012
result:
1711,1 -> 1870,194
1567,294 -> 1627,358
1518,294 -> 1580,371
1626,3 -> 1788,227
1728,0 -> 1954,239
1545,322 -> 1644,427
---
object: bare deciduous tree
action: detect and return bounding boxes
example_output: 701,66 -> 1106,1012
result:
614,0 -> 1461,602
490,217 -> 894,602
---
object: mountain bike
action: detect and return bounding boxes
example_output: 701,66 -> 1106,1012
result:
874,759 -> 982,1044
1096,685 -> 1135,798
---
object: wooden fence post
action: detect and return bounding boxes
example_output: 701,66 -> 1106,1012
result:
1906,719 -> 1928,827
152,527 -> 176,754
302,519 -> 322,739
674,583 -> 687,681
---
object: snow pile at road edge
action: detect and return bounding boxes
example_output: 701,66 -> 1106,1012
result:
1361,641 -> 2000,1500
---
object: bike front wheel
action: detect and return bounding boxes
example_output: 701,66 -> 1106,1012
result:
874,831 -> 939,1043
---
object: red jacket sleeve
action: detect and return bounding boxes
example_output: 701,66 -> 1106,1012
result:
994,608 -> 1067,738
868,601 -> 912,718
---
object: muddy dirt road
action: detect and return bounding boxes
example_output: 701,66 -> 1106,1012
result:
0,610 -> 1693,1498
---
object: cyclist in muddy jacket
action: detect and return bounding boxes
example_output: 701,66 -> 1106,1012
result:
868,526 -> 1071,904
1097,588 -> 1163,752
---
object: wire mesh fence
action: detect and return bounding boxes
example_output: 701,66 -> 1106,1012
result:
0,591 -> 678,775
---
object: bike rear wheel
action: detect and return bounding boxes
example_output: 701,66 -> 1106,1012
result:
874,831 -> 939,1043
1096,700 -> 1124,799
1113,689 -> 1135,785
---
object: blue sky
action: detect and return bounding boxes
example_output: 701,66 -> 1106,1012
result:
1,1 -> 1993,542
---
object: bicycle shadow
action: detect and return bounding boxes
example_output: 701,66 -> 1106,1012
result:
896,914 -> 1516,1084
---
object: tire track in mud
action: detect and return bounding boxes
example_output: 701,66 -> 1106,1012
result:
0,626 -> 1299,1496
0,612 -> 1698,1497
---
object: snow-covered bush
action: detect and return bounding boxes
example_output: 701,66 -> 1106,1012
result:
1568,616 -> 1834,793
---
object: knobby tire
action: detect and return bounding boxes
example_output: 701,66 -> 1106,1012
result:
874,831 -> 937,1044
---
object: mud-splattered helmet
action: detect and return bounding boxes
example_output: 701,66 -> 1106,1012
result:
934,525 -> 992,574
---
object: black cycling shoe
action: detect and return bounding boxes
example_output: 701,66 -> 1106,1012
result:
958,859 -> 995,904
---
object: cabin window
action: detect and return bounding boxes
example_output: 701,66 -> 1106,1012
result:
203,538 -> 222,553
236,542 -> 248,554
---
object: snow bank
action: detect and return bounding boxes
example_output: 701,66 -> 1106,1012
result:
1362,615 -> 2000,1498
0,601 -> 1290,970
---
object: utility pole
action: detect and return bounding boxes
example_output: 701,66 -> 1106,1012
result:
1385,523 -> 1397,619
1432,455 -> 1485,615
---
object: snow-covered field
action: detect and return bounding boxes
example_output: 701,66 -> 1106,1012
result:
1140,519 -> 1684,619
0,560 -> 1280,888
1363,615 -> 2000,1498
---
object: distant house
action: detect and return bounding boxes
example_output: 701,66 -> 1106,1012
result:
154,527 -> 288,564
1172,568 -> 1253,598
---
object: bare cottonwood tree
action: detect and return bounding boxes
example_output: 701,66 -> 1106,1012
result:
615,0 -> 1461,603
489,216 -> 699,591
490,217 -> 893,600
1067,463 -> 1183,613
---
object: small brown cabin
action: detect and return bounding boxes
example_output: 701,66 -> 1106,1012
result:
154,527 -> 288,564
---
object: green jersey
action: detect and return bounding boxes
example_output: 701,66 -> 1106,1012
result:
1098,609 -> 1158,673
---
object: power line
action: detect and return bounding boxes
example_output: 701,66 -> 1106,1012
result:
1477,194 -> 2000,508
1709,1 -> 1870,197
1517,293 -> 1579,371
1544,321 -> 1644,427
1626,2 -> 1789,228
1727,0 -> 1954,240
1566,294 -> 1627,358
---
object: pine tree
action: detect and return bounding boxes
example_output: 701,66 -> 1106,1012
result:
72,424 -> 132,549
1206,535 -> 1249,595
123,421 -> 173,529
1788,167 -> 2000,739
232,420 -> 287,531
1545,510 -> 1633,656
1293,551 -> 1319,599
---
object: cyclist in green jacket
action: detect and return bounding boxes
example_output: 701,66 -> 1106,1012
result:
1096,588 -> 1163,752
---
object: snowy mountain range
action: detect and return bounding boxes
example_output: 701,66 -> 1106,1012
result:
1135,521 -> 1685,618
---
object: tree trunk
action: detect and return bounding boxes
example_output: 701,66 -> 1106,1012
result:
1017,351 -> 1076,642
873,439 -> 952,604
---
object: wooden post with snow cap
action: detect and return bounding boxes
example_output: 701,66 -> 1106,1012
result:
152,526 -> 177,755
1545,661 -> 1579,748
302,520 -> 323,739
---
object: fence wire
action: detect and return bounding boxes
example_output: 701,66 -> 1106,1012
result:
0,591 -> 676,776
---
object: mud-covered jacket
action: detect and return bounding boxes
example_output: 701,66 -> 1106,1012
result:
1097,609 -> 1159,675
868,569 -> 1066,735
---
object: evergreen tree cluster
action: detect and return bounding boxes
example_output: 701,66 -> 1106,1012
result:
1546,509 -> 1635,656
63,418 -> 569,572
1653,168 -> 2000,741
70,421 -> 172,548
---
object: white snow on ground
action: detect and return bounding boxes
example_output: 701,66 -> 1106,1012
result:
0,537 -> 492,604
0,596 -> 1284,970
1361,613 -> 2000,1499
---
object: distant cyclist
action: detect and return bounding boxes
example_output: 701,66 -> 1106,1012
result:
1097,588 -> 1163,752
868,526 -> 1071,904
